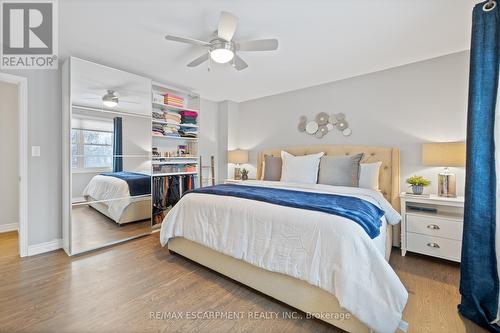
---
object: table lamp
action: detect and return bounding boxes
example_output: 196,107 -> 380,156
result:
422,142 -> 466,197
228,149 -> 248,180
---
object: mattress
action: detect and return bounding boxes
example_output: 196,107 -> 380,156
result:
83,172 -> 151,222
160,181 -> 408,333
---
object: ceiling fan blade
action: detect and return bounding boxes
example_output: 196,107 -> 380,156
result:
187,53 -> 209,67
121,100 -> 141,104
164,34 -> 210,47
218,11 -> 238,41
237,39 -> 279,51
233,55 -> 248,71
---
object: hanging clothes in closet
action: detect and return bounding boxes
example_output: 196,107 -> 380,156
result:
152,174 -> 199,225
182,174 -> 197,194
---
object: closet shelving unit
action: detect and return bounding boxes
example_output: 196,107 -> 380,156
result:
151,81 -> 200,227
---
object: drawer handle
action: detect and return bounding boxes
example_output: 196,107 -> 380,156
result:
427,224 -> 440,230
427,242 -> 440,248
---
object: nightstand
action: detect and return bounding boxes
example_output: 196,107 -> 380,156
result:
400,193 -> 464,262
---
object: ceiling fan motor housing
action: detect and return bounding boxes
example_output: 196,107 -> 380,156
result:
210,39 -> 235,53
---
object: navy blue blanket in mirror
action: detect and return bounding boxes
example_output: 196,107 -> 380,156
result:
188,184 -> 384,239
100,172 -> 151,196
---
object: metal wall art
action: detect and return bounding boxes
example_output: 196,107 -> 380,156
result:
298,112 -> 352,138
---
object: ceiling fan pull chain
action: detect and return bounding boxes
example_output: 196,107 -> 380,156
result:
207,51 -> 211,72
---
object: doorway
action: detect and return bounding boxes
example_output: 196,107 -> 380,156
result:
0,73 -> 28,257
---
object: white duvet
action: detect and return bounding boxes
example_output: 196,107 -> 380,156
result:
160,181 -> 408,333
83,175 -> 133,221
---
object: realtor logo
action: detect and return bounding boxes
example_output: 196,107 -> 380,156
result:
1,0 -> 58,69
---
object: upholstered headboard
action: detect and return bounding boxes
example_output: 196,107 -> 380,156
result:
256,145 -> 401,211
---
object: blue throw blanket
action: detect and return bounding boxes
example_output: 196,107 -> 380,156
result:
100,172 -> 151,196
188,184 -> 384,239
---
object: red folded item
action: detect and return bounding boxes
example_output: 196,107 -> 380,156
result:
179,110 -> 198,117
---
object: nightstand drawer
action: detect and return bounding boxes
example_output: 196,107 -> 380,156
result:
406,233 -> 461,262
407,215 -> 463,240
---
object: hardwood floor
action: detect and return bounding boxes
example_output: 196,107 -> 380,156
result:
71,205 -> 150,253
0,231 -> 488,333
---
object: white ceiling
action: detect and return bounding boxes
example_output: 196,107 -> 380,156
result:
60,0 -> 476,102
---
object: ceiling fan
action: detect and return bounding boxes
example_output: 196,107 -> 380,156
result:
164,11 -> 278,71
80,88 -> 141,108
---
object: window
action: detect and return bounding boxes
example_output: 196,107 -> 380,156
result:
72,128 -> 114,171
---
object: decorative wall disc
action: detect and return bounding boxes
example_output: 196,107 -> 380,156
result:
318,125 -> 328,135
305,121 -> 319,134
298,113 -> 352,139
329,114 -> 338,125
315,112 -> 329,125
342,128 -> 352,136
336,121 -> 349,131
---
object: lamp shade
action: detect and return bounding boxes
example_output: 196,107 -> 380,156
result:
228,149 -> 249,164
422,142 -> 466,167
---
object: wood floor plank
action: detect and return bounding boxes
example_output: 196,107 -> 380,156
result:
0,232 -> 489,333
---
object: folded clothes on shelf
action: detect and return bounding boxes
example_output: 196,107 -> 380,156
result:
179,110 -> 198,117
153,110 -> 164,119
179,129 -> 198,138
164,93 -> 184,107
165,111 -> 181,124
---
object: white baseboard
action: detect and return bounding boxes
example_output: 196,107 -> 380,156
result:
28,239 -> 63,256
0,223 -> 19,233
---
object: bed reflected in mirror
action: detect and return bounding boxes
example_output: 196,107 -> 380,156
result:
70,107 -> 151,254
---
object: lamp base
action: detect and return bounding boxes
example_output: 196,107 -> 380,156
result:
438,172 -> 456,198
234,167 -> 242,180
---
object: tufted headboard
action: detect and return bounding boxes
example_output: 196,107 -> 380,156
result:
256,145 -> 401,211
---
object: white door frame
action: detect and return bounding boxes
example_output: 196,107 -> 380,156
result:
0,73 -> 29,257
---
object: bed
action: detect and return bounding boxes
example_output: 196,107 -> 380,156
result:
83,171 -> 151,224
160,145 -> 407,333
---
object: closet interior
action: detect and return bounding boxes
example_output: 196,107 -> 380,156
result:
151,82 -> 200,227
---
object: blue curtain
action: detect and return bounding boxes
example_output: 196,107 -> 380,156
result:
459,2 -> 500,332
112,117 -> 123,172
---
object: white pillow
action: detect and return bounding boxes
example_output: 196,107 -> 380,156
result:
358,161 -> 382,190
280,151 -> 324,184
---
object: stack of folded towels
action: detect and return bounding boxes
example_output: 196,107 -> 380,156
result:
165,111 -> 181,125
152,123 -> 164,136
179,126 -> 198,138
180,110 -> 198,124
163,124 -> 180,137
179,111 -> 198,138
152,109 -> 164,120
164,94 -> 184,108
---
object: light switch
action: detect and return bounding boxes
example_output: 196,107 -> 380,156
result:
31,146 -> 41,157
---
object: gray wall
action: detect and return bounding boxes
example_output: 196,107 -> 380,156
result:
0,82 -> 19,229
1,69 -> 62,245
230,52 -> 469,195
198,98 -> 220,185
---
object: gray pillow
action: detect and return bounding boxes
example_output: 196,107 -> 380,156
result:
263,155 -> 282,181
318,153 -> 364,187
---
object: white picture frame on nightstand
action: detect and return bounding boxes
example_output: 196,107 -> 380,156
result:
400,193 -> 464,262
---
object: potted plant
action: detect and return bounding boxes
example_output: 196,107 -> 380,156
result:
406,175 -> 431,195
241,168 -> 249,181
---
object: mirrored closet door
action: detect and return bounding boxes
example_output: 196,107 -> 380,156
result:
62,57 -> 152,255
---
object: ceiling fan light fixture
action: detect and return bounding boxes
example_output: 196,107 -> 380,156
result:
210,48 -> 234,64
102,90 -> 118,108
